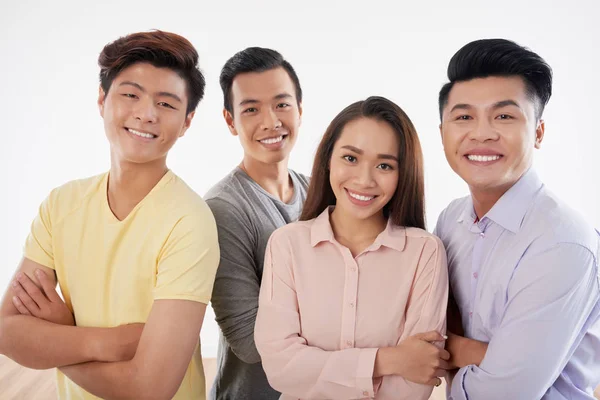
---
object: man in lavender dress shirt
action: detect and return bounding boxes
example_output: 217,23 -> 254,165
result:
434,38 -> 600,399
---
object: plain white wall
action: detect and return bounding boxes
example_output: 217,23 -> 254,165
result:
1,0 -> 598,358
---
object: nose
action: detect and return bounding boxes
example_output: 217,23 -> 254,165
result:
356,163 -> 376,188
468,117 -> 499,142
133,97 -> 158,124
260,108 -> 282,131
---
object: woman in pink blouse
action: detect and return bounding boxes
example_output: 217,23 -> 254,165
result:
255,96 -> 450,400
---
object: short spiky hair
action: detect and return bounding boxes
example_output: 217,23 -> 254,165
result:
98,30 -> 205,114
438,39 -> 553,120
219,47 -> 302,114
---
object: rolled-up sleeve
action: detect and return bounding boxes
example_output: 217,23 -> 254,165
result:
450,243 -> 600,400
255,231 -> 379,399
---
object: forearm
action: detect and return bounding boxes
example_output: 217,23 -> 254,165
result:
453,335 -> 488,368
258,335 -> 378,398
0,315 -> 99,369
60,360 -> 148,400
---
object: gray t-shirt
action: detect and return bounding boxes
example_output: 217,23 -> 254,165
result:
205,167 -> 309,400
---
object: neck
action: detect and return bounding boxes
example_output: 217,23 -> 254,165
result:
240,155 -> 293,203
470,168 -> 530,219
107,154 -> 168,213
330,207 -> 387,247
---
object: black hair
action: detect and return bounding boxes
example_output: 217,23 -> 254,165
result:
438,39 -> 552,120
219,47 -> 302,114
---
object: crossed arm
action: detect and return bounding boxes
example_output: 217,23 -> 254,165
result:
0,257 -> 207,400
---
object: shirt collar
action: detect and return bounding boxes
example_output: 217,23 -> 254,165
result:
310,206 -> 406,252
458,168 -> 544,233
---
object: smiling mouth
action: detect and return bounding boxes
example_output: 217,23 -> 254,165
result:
258,134 -> 288,145
345,188 -> 378,202
465,154 -> 502,162
126,128 -> 158,139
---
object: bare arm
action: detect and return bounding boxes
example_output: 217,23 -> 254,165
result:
0,258 -> 140,369
60,299 -> 206,400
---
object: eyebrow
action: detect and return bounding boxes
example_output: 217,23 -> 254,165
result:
341,145 -> 399,162
449,99 -> 522,114
491,99 -> 521,110
238,92 -> 294,107
119,81 -> 182,103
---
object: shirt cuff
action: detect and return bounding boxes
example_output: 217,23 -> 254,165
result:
449,366 -> 469,400
356,348 -> 378,398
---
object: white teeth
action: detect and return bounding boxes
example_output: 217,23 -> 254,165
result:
467,155 -> 500,162
128,128 -> 156,139
260,136 -> 283,145
348,191 -> 374,202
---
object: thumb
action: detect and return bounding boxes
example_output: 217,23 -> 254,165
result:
413,331 -> 447,343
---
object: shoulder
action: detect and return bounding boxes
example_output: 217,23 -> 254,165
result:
45,173 -> 106,221
404,227 -> 446,254
269,219 -> 314,246
528,188 -> 599,253
289,169 -> 310,190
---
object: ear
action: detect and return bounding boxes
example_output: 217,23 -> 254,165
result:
534,119 -> 545,149
298,102 -> 303,127
98,86 -> 106,117
439,123 -> 444,144
223,109 -> 238,136
179,111 -> 195,138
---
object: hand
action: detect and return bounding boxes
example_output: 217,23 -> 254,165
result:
11,269 -> 75,326
376,331 -> 451,386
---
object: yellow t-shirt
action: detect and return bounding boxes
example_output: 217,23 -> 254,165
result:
24,170 -> 219,400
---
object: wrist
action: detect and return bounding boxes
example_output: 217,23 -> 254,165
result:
374,347 -> 397,377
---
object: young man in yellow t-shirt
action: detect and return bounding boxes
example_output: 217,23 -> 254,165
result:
0,30 -> 220,400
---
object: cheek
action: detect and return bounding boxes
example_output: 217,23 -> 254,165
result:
329,161 -> 351,189
380,173 -> 399,197
282,112 -> 300,128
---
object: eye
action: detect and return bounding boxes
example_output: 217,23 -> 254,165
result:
377,163 -> 394,171
456,115 -> 472,121
243,107 -> 258,114
497,114 -> 513,120
122,93 -> 138,99
343,155 -> 357,163
158,102 -> 176,109
276,103 -> 290,109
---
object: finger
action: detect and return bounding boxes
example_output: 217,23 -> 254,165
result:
12,281 -> 40,314
16,273 -> 49,307
435,368 -> 447,378
35,269 -> 61,302
437,359 -> 451,370
425,377 -> 443,387
414,330 -> 446,343
438,349 -> 451,361
12,296 -> 32,316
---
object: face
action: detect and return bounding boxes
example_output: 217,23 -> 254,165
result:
98,62 -> 194,165
440,76 -> 544,195
329,117 -> 400,223
224,67 -> 302,165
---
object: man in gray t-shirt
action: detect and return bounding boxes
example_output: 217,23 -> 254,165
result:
205,47 -> 309,400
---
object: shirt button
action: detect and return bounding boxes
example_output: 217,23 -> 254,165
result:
363,391 -> 369,397
469,312 -> 473,317
473,272 -> 478,279
346,340 -> 352,346
480,232 -> 485,238
351,267 -> 357,272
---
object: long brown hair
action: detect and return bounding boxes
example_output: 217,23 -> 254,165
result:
300,96 -> 425,229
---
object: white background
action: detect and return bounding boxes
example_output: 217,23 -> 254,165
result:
1,0 -> 598,358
